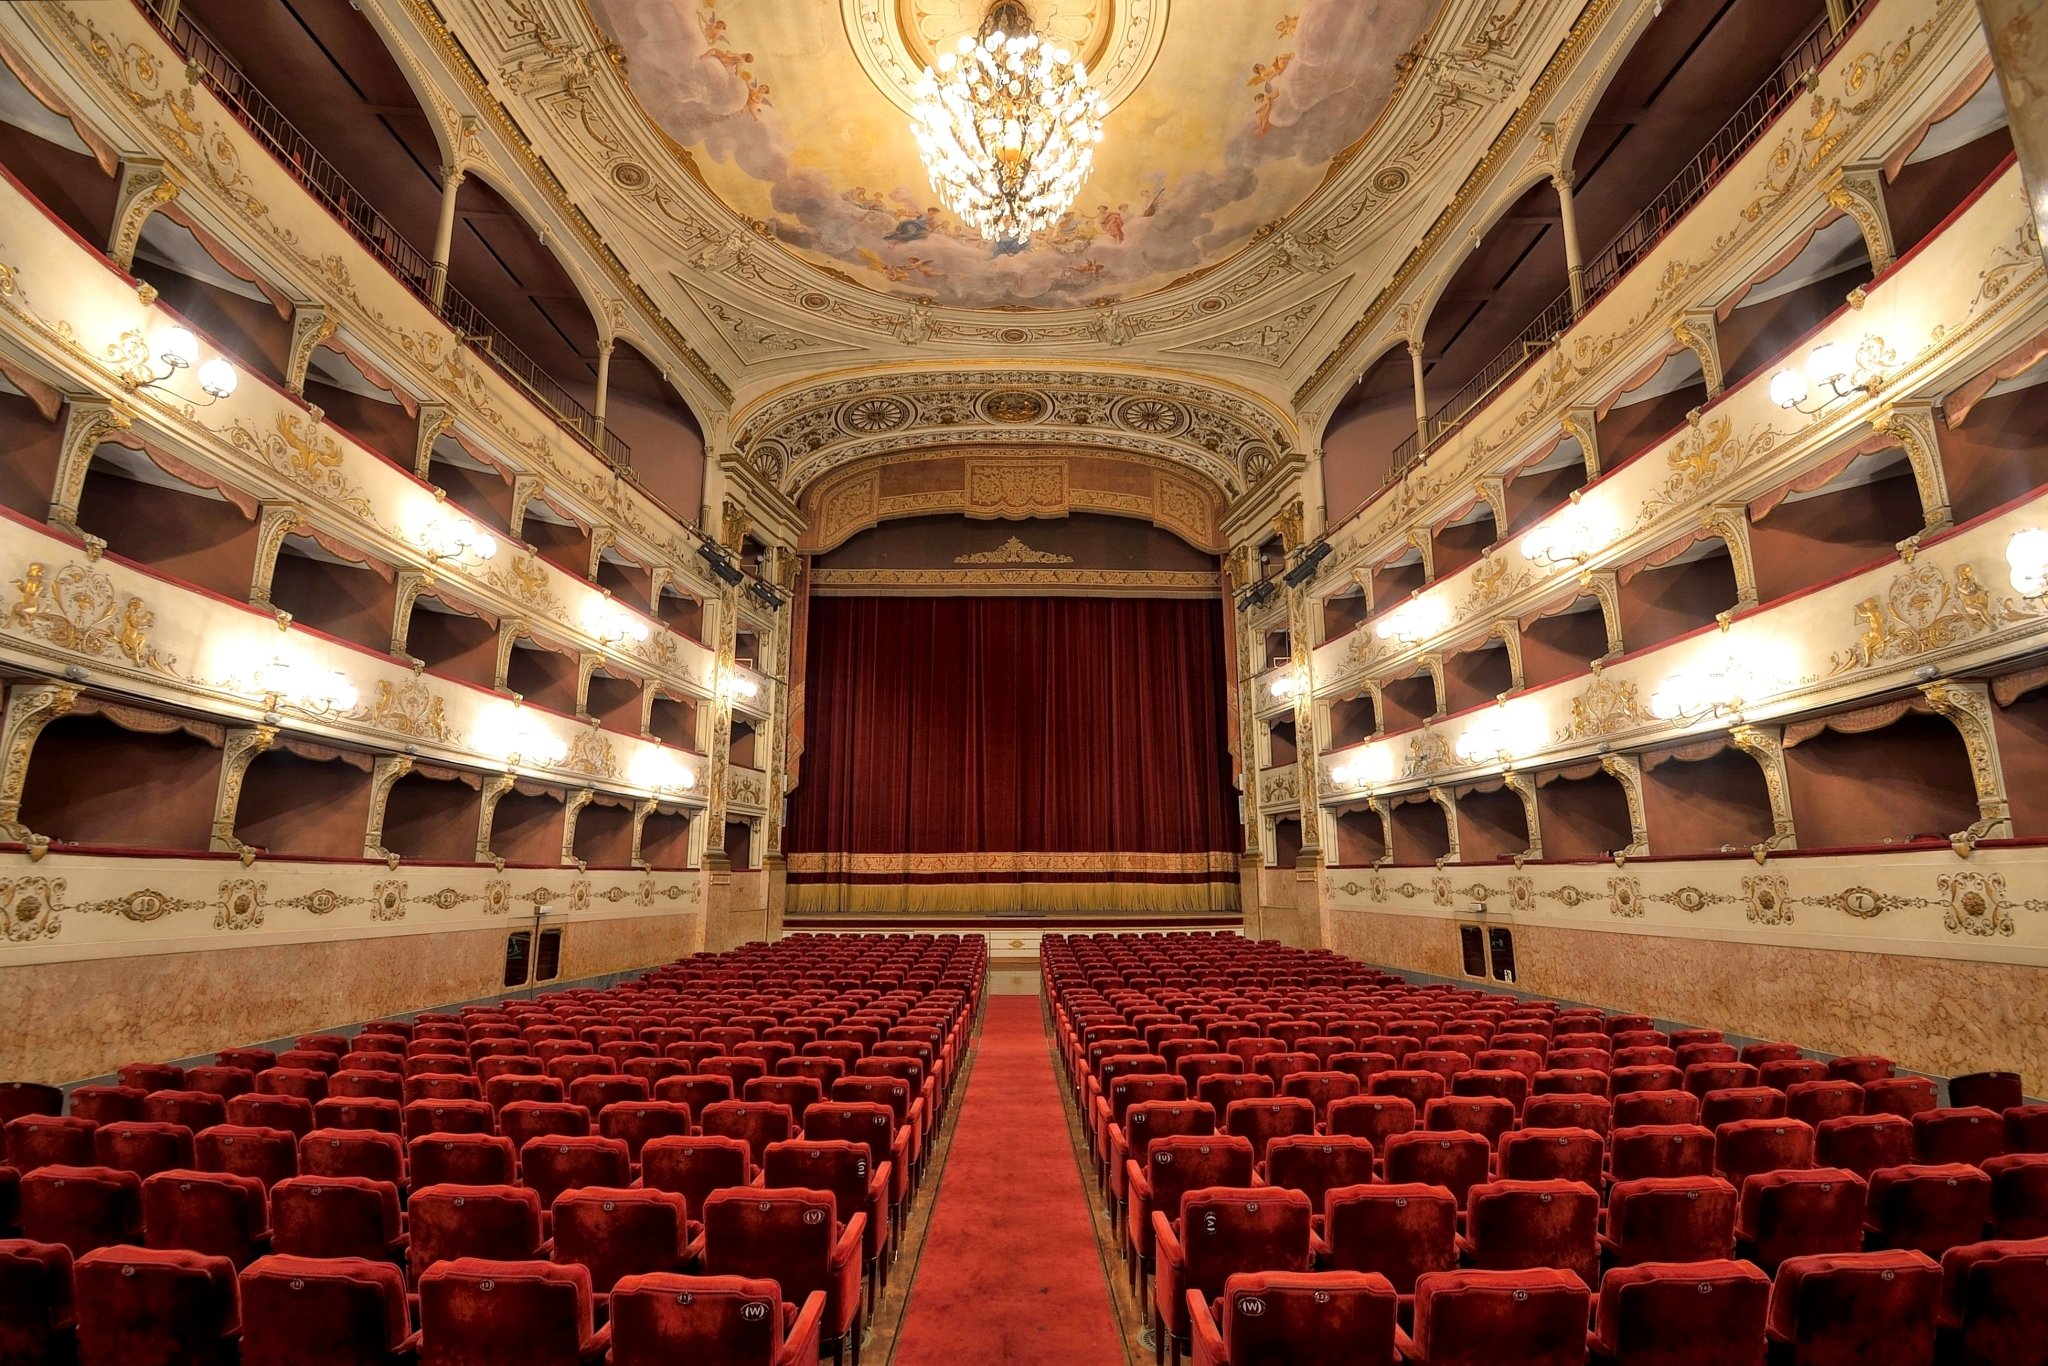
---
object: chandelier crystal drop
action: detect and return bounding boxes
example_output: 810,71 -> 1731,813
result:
909,0 -> 1106,245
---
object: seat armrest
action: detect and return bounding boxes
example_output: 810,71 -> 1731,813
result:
388,1330 -> 422,1366
1394,1325 -> 1421,1362
1188,1289 -> 1229,1366
777,1291 -> 827,1366
579,1325 -> 610,1365
833,1212 -> 868,1270
1153,1211 -> 1184,1272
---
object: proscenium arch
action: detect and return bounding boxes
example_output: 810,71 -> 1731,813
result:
734,363 -> 1300,508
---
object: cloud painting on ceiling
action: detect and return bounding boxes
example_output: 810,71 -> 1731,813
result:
590,0 -> 1439,309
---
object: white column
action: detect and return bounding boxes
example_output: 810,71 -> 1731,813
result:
428,164 -> 465,309
1554,171 -> 1586,313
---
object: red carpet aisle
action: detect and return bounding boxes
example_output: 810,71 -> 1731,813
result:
890,994 -> 1127,1364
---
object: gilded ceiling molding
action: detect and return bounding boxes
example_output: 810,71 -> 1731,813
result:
739,368 -> 1288,499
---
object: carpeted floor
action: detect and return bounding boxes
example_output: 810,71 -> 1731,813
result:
890,994 -> 1128,1365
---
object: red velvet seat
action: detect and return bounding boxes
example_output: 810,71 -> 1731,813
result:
1422,1096 -> 1515,1148
1606,1125 -> 1715,1186
313,1098 -> 403,1136
227,1093 -> 315,1138
145,1090 -> 229,1133
1600,1175 -> 1737,1267
142,1169 -> 270,1267
66,1086 -> 145,1127
402,1099 -> 495,1140
417,1257 -> 607,1366
19,1165 -> 141,1255
1372,1071 -> 1450,1109
1523,1094 -> 1612,1134
1325,1095 -> 1417,1153
1913,1106 -> 2005,1167
1827,1055 -> 1895,1085
195,1124 -> 298,1189
184,1067 -> 257,1102
1279,1071 -> 1358,1124
1612,1090 -> 1701,1128
550,1186 -> 697,1300
484,1075 -> 564,1113
74,1244 -> 240,1366
1256,1134 -> 1376,1214
1762,1059 -> 1831,1092
1740,1043 -> 1803,1068
1700,1086 -> 1787,1130
328,1070 -> 404,1105
1123,1135 -> 1255,1295
1787,1080 -> 1866,1127
1948,1072 -> 2024,1114
1188,1269 -> 1397,1366
1460,1179 -> 1599,1287
1765,1249 -> 1939,1365
298,1128 -> 403,1186
0,1237 -> 76,1366
258,1067 -> 331,1102
409,1133 -> 516,1189
1736,1167 -> 1869,1274
1865,1077 -> 1939,1120
1109,1101 -> 1215,1209
1223,1097 -> 1317,1161
93,1120 -> 195,1180
1936,1236 -> 2048,1366
1713,1118 -> 1815,1190
1396,1267 -> 1590,1365
1816,1113 -> 1915,1179
702,1187 -> 864,1366
1153,1185 -> 1312,1365
501,1100 -> 591,1157
1986,1151 -> 2048,1238
1587,1258 -> 1769,1366
597,1101 -> 693,1166
1383,1131 -> 1492,1210
4,1115 -> 95,1174
1197,1072 -> 1276,1114
113,1067 -> 182,1097
607,1272 -> 822,1366
699,1101 -> 795,1165
405,1184 -> 545,1288
270,1175 -> 405,1262
1316,1182 -> 1456,1299
763,1138 -> 892,1298
239,1252 -> 417,1366
2006,1105 -> 2048,1154
801,1102 -> 913,1225
1864,1162 -> 1994,1258
640,1135 -> 755,1224
1497,1128 -> 1603,1186
520,1135 -> 631,1212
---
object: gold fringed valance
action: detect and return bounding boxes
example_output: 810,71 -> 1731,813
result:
787,879 -> 1241,917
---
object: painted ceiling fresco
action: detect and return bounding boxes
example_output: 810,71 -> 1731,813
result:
589,0 -> 1441,309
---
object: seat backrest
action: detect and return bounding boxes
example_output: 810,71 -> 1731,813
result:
1216,1269 -> 1397,1365
1383,1131 -> 1492,1207
799,1103 -> 898,1169
1938,1237 -> 2048,1366
1174,1186 -> 1312,1302
520,1135 -> 631,1208
1496,1127 -> 1603,1186
296,1128 -> 402,1185
20,1164 -> 141,1256
1608,1124 -> 1715,1183
640,1135 -> 754,1214
551,1186 -> 690,1297
762,1141 -> 875,1230
74,1244 -> 240,1366
1141,1136 -> 1255,1227
607,1272 -> 795,1365
417,1257 -> 596,1366
406,1184 -> 544,1287
141,1170 -> 269,1268
269,1175 -> 401,1261
1464,1179 -> 1600,1287
1738,1166 -> 1869,1274
1223,1097 -> 1317,1158
702,1187 -> 838,1304
1767,1250 -> 1940,1365
1604,1175 -> 1737,1266
1122,1101 -> 1215,1166
193,1125 -> 298,1189
1324,1095 -> 1416,1149
1816,1113 -> 1915,1179
239,1253 -> 410,1366
0,1237 -> 75,1354
409,1133 -> 516,1189
1594,1259 -> 1770,1363
1409,1268 -> 1590,1366
1260,1135 -> 1376,1211
699,1102 -> 795,1163
1320,1183 -> 1457,1293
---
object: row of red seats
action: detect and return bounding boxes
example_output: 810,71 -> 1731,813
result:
1046,932 -> 2045,1365
1,932 -> 985,1365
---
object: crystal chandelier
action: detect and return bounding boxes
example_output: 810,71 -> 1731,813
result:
909,1 -> 1106,245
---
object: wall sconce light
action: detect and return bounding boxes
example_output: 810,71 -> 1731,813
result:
1375,594 -> 1447,645
1329,747 -> 1392,792
586,594 -> 650,646
1769,341 -> 1875,414
478,700 -> 568,767
631,744 -> 697,793
2007,528 -> 2048,600
249,655 -> 358,717
410,491 -> 498,574
1269,669 -> 1305,701
1520,492 -> 1603,568
721,672 -> 761,705
1454,698 -> 1539,765
125,325 -> 239,404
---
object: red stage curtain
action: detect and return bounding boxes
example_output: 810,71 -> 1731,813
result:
786,595 -> 1241,912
